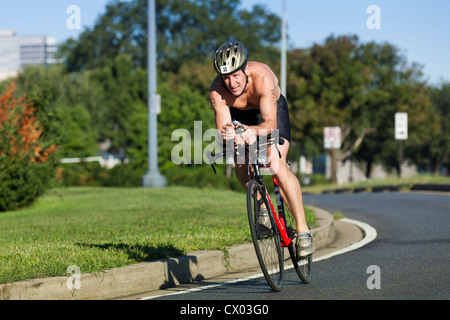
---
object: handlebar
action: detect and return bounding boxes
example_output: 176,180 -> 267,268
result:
232,120 -> 245,135
206,122 -> 284,174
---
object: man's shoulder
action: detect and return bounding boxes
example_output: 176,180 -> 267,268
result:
249,62 -> 278,93
249,61 -> 273,73
209,77 -> 228,109
209,76 -> 230,103
209,75 -> 223,93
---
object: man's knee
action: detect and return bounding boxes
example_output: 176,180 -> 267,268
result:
235,164 -> 249,186
270,156 -> 294,182
273,164 -> 290,183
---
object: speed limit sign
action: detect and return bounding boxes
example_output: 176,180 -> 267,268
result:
324,127 -> 342,149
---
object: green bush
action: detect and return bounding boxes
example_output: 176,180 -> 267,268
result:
163,164 -> 244,192
57,160 -> 247,192
57,162 -> 104,187
309,174 -> 328,186
0,157 -> 57,211
101,163 -> 145,187
0,82 -> 58,211
57,162 -> 145,188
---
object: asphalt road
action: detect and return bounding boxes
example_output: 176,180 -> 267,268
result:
147,192 -> 449,302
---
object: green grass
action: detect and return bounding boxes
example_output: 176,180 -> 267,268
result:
302,174 -> 450,194
0,187 -> 316,284
332,211 -> 345,220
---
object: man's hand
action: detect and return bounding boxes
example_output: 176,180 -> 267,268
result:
221,122 -> 236,141
222,122 -> 257,145
237,125 -> 257,146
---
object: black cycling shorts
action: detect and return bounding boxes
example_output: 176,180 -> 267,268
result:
229,94 -> 291,143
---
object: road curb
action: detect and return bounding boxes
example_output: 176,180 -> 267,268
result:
0,207 -> 335,300
304,183 -> 450,195
411,183 -> 450,192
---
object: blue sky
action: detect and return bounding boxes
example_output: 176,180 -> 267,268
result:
0,0 -> 448,85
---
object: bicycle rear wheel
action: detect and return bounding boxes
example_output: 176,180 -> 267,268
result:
247,180 -> 284,292
283,208 -> 313,284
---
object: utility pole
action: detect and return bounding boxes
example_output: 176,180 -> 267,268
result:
281,0 -> 287,98
142,0 -> 167,188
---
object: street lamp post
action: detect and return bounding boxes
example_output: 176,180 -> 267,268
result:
281,0 -> 287,98
142,0 -> 167,188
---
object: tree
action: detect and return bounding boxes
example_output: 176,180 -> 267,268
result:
287,35 -> 375,182
88,54 -> 148,157
353,43 -> 431,177
8,64 -> 100,158
59,0 -> 281,73
0,82 -> 58,211
425,82 -> 450,174
57,0 -> 283,182
287,35 -> 431,181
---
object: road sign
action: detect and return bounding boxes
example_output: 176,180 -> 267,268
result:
395,113 -> 408,140
324,127 -> 341,149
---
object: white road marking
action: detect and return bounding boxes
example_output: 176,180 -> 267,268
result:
313,218 -> 377,263
139,218 -> 377,300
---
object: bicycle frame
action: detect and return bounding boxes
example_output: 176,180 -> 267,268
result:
251,163 -> 292,248
206,130 -> 293,248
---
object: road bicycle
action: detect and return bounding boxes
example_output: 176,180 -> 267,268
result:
207,123 -> 312,292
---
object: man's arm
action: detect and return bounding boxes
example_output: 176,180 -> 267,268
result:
209,77 -> 234,141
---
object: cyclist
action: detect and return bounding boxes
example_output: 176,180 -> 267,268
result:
209,40 -> 315,257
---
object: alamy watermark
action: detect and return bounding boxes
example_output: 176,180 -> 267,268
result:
66,5 -> 81,30
171,121 -> 280,172
67,265 -> 81,291
366,5 -> 381,30
366,265 -> 381,290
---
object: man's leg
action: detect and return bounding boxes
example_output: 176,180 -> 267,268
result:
268,141 -> 309,233
235,162 -> 250,188
269,140 -> 315,256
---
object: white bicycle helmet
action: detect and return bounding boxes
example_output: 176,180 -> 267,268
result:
214,40 -> 249,75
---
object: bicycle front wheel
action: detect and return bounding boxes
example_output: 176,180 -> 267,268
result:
247,180 -> 284,292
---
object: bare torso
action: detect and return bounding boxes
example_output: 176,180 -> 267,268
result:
210,61 -> 281,133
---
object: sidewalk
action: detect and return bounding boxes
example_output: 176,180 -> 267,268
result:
0,207 -> 360,300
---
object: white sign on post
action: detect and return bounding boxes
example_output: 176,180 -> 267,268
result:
324,127 -> 341,149
395,113 -> 408,140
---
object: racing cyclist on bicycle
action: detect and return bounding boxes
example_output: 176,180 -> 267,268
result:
209,40 -> 315,257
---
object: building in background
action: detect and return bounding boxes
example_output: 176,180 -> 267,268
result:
0,30 -> 57,81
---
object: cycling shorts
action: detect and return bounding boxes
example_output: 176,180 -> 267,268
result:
229,94 -> 291,143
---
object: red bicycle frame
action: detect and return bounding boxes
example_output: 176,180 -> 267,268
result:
260,166 -> 292,248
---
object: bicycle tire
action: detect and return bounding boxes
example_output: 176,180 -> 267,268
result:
288,245 -> 313,284
283,208 -> 313,284
247,180 -> 284,292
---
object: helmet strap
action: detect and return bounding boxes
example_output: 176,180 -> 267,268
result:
236,74 -> 249,97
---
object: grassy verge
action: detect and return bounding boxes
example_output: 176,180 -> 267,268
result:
0,187 -> 316,284
302,174 -> 450,194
